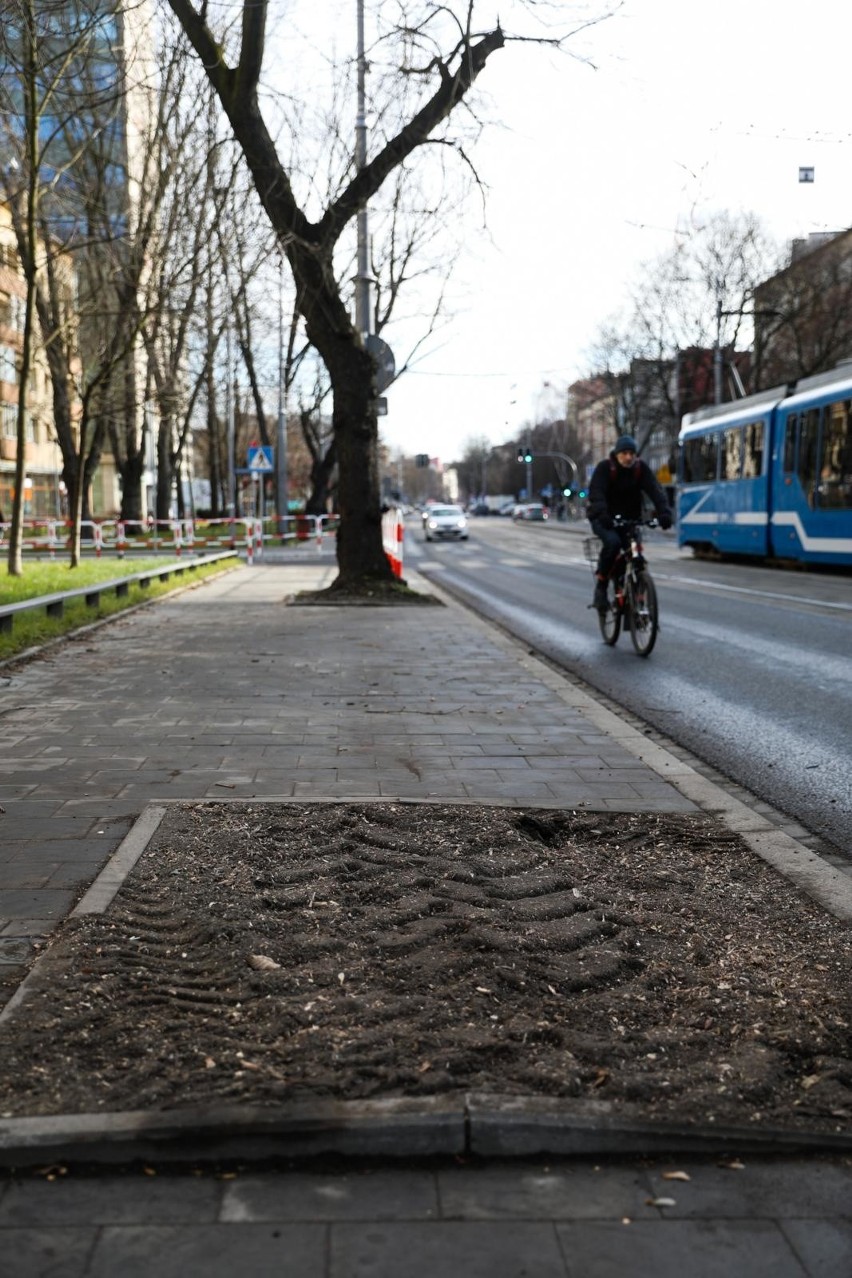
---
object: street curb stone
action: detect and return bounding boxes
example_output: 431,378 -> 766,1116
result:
1,1095 -> 849,1170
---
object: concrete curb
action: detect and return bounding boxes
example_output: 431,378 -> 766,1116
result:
0,1095 -> 849,1169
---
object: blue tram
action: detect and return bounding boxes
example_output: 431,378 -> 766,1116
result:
677,364 -> 852,566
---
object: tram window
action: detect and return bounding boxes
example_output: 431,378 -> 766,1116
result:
798,407 -> 820,507
783,415 -> 798,472
817,398 -> 852,509
682,434 -> 718,482
722,427 -> 743,479
742,421 -> 764,478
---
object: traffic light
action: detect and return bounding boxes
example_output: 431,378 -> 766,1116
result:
517,446 -> 533,464
562,486 -> 572,498
578,487 -> 587,500
415,453 -> 430,468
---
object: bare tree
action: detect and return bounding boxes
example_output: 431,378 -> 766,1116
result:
163,0 -> 582,596
0,1 -> 182,564
753,231 -> 852,388
586,211 -> 781,464
0,0 -> 114,573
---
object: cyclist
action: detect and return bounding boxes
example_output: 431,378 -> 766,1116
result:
587,435 -> 672,612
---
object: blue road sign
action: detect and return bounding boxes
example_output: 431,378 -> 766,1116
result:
248,445 -> 274,472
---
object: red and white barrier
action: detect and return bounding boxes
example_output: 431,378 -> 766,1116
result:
382,507 -> 405,578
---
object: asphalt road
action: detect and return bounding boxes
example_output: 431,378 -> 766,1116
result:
407,515 -> 852,859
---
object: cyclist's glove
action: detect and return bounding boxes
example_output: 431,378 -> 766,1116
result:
658,512 -> 672,530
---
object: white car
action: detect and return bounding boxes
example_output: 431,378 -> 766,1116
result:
423,504 -> 468,541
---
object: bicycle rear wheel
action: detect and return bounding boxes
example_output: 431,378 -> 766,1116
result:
627,570 -> 658,656
597,578 -> 621,645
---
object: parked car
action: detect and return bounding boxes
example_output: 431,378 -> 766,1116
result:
512,503 -> 549,522
423,504 -> 469,541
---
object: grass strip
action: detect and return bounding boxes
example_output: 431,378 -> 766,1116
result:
0,556 -> 237,661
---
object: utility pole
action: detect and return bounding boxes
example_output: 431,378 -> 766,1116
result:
714,299 -> 723,406
355,0 -> 372,337
225,321 -> 235,516
276,251 -> 288,535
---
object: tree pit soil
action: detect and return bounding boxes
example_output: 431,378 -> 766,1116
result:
1,802 -> 850,1136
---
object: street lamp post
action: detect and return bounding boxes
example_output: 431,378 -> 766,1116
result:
276,251 -> 288,537
355,0 -> 372,337
225,321 -> 235,516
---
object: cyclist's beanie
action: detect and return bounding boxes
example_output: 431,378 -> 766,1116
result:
614,435 -> 638,453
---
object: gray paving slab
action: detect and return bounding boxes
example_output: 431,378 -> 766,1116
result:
0,1226 -> 96,1278
329,1220 -> 569,1277
0,1175 -> 222,1226
780,1220 -> 852,1278
435,1162 -> 658,1220
554,1219 -> 809,1277
644,1159 -> 852,1219
220,1168 -> 439,1222
86,1223 -> 327,1278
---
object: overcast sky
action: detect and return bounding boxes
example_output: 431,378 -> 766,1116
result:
275,1 -> 852,466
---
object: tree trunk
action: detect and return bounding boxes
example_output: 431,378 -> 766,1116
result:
305,435 -> 336,516
289,244 -> 393,590
156,420 -> 173,522
120,451 -> 145,522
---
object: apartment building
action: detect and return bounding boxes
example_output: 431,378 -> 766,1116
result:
0,0 -> 157,522
0,205 -> 65,521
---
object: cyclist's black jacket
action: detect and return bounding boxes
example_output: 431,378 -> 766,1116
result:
586,452 -> 671,525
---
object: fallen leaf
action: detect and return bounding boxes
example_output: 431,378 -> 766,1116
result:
719,1159 -> 746,1170
247,954 -> 280,971
801,1074 -> 821,1090
646,1197 -> 676,1208
662,1171 -> 691,1182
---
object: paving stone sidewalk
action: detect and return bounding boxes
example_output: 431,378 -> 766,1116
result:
0,556 -> 849,1276
0,556 -> 695,979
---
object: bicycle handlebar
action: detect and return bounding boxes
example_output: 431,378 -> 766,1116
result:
611,515 -> 659,529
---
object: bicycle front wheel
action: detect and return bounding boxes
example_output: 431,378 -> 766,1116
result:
598,578 -> 621,645
627,570 -> 658,656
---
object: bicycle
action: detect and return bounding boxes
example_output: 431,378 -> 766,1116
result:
584,517 -> 660,657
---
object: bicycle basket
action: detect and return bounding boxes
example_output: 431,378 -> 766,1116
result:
583,536 -> 602,569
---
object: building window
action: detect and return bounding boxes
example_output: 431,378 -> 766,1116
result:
0,345 -> 17,384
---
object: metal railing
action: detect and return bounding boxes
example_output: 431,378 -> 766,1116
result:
0,551 -> 237,636
0,514 -> 340,559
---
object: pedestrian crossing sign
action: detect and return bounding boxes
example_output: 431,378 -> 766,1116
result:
248,445 -> 274,472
